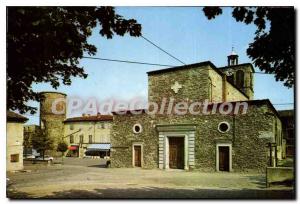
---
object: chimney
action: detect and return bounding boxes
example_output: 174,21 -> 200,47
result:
227,48 -> 238,66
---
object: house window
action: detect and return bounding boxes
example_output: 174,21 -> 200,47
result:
70,124 -> 74,130
89,135 -> 93,143
70,135 -> 74,143
11,154 -> 19,163
80,135 -> 84,143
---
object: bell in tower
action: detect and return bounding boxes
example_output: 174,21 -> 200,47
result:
227,48 -> 239,66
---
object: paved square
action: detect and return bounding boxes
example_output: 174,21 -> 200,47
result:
7,158 -> 294,199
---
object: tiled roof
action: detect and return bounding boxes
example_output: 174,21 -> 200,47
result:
64,115 -> 113,123
7,111 -> 28,122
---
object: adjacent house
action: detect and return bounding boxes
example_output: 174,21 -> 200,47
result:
63,113 -> 113,158
7,111 -> 28,171
278,110 -> 295,157
110,54 -> 283,172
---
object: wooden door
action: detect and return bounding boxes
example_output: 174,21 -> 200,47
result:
219,146 -> 229,171
134,146 -> 141,167
169,137 -> 184,169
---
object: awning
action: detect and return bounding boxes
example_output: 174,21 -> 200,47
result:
68,146 -> 78,150
86,143 -> 111,151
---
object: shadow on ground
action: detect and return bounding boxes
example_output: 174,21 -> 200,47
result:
243,175 -> 266,189
7,187 -> 295,199
87,164 -> 107,168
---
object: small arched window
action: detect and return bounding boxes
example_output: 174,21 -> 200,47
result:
236,70 -> 244,89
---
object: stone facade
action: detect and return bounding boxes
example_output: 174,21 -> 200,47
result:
148,62 -> 251,105
111,101 -> 282,172
40,92 -> 66,155
219,63 -> 254,100
111,61 -> 283,172
7,111 -> 28,171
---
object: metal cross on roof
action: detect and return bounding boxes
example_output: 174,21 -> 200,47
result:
171,81 -> 183,94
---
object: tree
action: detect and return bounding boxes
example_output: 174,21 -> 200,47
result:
7,7 -> 142,114
203,7 -> 295,88
31,128 -> 54,159
57,141 -> 68,163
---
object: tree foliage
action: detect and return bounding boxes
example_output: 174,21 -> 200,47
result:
57,141 -> 68,153
31,128 -> 54,158
203,7 -> 295,88
7,7 -> 142,113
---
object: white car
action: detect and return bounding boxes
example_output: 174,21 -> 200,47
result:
24,154 -> 36,159
36,155 -> 54,161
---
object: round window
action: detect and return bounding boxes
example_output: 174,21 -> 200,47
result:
133,124 -> 142,134
218,122 -> 230,133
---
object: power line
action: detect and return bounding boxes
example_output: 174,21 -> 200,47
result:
272,103 -> 294,106
141,35 -> 186,65
254,72 -> 275,75
82,56 -> 175,67
82,56 -> 281,76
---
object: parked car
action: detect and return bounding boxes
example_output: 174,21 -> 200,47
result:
23,154 -> 36,159
23,148 -> 40,159
35,155 -> 54,161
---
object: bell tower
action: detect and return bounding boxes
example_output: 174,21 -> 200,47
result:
227,48 -> 239,66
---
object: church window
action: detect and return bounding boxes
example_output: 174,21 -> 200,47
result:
218,122 -> 230,133
236,70 -> 244,89
133,124 -> 142,134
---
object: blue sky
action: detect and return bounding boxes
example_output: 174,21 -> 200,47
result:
26,7 -> 294,124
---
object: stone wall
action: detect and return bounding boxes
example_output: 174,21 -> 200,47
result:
148,65 -> 210,104
208,69 -> 248,102
40,92 -> 66,155
148,64 -> 249,106
111,102 -> 279,172
226,80 -> 248,102
111,113 -> 158,168
219,64 -> 254,100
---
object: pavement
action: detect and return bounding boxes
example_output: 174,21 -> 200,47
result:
7,158 -> 295,199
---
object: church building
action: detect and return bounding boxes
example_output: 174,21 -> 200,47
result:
110,53 -> 283,172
